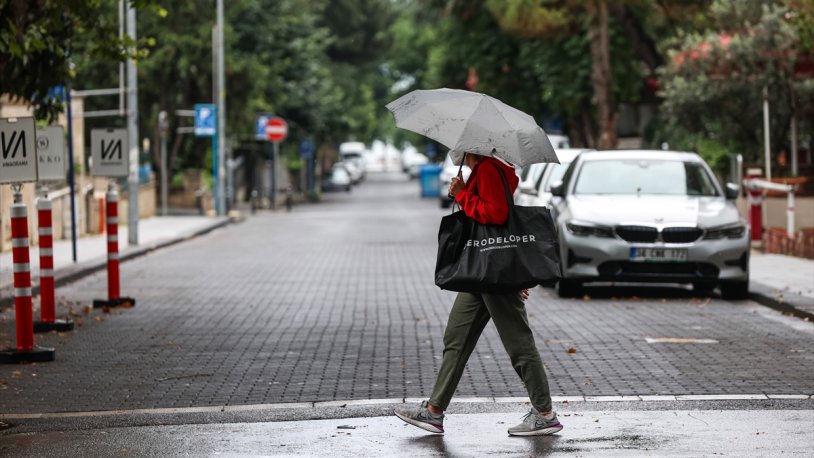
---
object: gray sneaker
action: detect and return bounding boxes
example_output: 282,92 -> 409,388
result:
507,409 -> 563,436
394,401 -> 444,434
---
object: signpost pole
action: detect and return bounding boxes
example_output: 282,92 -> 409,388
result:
126,2 -> 139,246
213,125 -> 219,215
66,86 -> 78,263
158,111 -> 168,216
270,141 -> 277,210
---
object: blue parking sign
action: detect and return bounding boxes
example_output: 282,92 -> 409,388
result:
255,113 -> 273,140
194,104 -> 216,137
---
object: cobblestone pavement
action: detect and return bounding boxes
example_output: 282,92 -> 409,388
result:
1,173 -> 812,413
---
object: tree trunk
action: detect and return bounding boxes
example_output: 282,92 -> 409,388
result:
588,0 -> 617,149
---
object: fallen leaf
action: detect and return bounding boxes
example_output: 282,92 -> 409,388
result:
562,400 -> 569,404
102,306 -> 111,314
567,348 -> 577,354
11,370 -> 22,378
94,316 -> 105,322
582,294 -> 591,301
82,306 -> 91,315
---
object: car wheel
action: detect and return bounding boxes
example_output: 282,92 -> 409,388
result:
556,279 -> 582,298
440,199 -> 451,209
720,279 -> 749,300
346,185 -> 351,192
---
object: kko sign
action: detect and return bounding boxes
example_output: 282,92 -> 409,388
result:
90,128 -> 129,177
0,117 -> 38,184
37,126 -> 67,181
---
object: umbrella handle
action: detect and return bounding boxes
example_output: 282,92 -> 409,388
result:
447,152 -> 466,205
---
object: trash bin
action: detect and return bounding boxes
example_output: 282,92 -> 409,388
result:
419,163 -> 442,198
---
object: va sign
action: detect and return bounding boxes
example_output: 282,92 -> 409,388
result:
90,128 -> 129,177
37,126 -> 67,181
0,117 -> 38,184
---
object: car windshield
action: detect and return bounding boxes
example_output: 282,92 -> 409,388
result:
543,162 -> 571,191
574,159 -> 719,196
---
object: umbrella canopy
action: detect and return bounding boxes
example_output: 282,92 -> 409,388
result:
386,88 -> 559,167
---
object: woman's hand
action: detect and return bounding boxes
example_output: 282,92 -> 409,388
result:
520,289 -> 530,301
449,176 -> 466,197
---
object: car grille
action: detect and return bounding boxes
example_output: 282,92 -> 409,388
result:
615,225 -> 703,244
662,227 -> 703,243
615,225 -> 658,243
598,261 -> 719,279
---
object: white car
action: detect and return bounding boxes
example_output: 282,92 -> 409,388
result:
550,150 -> 749,299
438,153 -> 471,208
402,149 -> 429,178
337,160 -> 362,184
322,166 -> 352,192
515,149 -> 593,207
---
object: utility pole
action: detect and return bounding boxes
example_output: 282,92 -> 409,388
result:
126,4 -> 140,244
216,0 -> 226,215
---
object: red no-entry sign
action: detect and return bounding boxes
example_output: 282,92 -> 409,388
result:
265,117 -> 288,143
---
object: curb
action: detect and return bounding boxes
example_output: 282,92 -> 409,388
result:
0,216 -> 242,309
749,280 -> 814,321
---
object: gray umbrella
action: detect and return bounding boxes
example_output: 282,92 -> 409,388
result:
386,88 -> 559,166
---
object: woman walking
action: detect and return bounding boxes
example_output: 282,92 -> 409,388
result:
394,153 -> 562,436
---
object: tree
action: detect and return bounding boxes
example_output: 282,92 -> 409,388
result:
0,0 -> 162,121
657,0 -> 814,174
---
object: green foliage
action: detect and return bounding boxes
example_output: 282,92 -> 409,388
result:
658,0 -> 813,169
0,0 -> 161,121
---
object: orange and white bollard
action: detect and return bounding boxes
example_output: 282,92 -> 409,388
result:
0,186 -> 55,363
33,192 -> 74,333
93,183 -> 135,309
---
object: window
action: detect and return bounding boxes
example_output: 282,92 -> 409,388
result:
574,159 -> 719,196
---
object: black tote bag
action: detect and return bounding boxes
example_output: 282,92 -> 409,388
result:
434,167 -> 561,293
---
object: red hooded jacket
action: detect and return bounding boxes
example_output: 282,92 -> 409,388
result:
453,157 -> 519,225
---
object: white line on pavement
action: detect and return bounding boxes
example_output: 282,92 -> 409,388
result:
2,394 -> 810,420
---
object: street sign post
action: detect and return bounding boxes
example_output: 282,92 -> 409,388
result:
0,117 -> 38,184
90,128 -> 129,177
194,104 -> 216,137
265,117 -> 288,209
265,117 -> 288,143
255,113 -> 272,140
36,126 -> 67,181
0,117 -> 55,364
195,103 -> 221,215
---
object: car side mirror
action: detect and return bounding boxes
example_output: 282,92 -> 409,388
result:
550,180 -> 565,197
725,183 -> 739,200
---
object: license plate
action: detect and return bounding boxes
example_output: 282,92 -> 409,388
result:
630,247 -> 688,262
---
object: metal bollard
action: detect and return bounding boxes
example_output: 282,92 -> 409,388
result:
93,183 -> 136,309
33,193 -> 74,333
0,186 -> 55,363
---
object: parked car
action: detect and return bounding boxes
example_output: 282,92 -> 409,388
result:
515,149 -> 592,207
547,134 -> 570,149
402,149 -> 429,178
339,142 -> 367,181
322,165 -> 352,192
549,150 -> 749,299
438,153 -> 471,208
337,160 -> 362,184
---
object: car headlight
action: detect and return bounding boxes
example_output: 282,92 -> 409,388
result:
703,224 -> 746,239
565,221 -> 615,238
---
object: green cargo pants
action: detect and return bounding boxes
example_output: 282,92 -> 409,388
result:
429,291 -> 553,413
